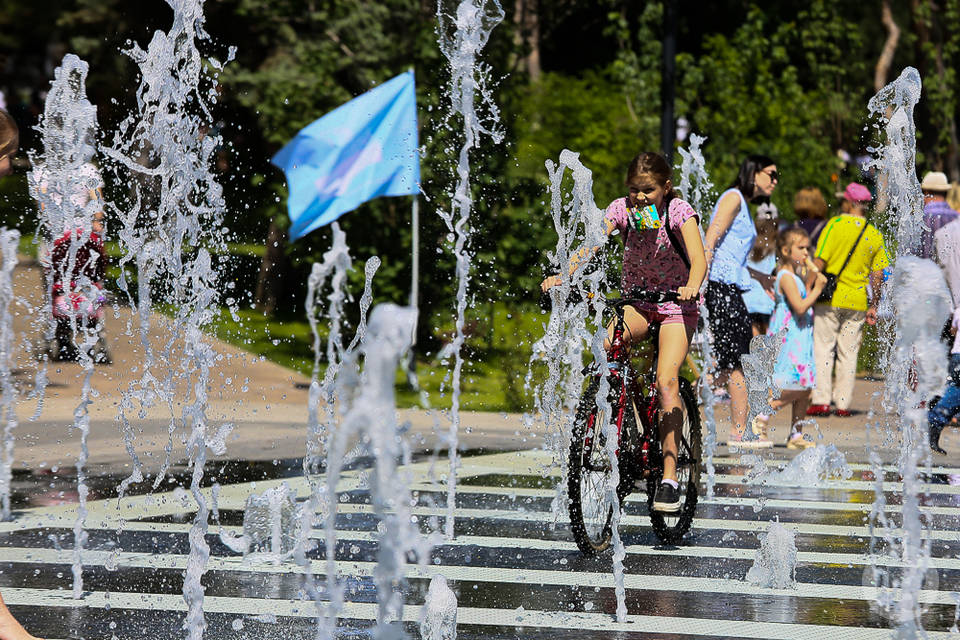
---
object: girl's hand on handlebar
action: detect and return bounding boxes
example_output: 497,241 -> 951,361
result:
541,275 -> 562,292
677,286 -> 698,301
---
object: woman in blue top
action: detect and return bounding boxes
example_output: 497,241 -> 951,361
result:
704,154 -> 779,447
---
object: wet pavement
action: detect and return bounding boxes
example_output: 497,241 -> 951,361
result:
2,448 -> 960,639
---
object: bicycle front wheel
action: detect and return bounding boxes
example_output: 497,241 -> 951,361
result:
647,377 -> 702,544
568,376 -> 632,555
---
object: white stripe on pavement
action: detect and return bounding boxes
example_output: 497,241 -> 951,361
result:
2,546 -> 955,606
1,587 -> 955,640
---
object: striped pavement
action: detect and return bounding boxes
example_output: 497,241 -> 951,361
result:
1,448 -> 960,639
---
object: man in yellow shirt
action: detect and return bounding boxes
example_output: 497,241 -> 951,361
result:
807,183 -> 890,417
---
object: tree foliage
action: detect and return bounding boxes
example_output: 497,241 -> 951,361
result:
0,0 -> 959,351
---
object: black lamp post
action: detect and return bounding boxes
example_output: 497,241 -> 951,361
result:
660,0 -> 677,164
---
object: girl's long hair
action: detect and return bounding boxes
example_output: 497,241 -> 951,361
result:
626,152 -> 677,203
729,154 -> 776,201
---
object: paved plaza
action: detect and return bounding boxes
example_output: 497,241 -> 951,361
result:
2,449 -> 960,638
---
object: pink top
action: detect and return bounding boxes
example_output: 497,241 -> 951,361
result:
604,196 -> 700,314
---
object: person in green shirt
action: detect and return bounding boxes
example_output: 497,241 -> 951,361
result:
807,183 -> 890,417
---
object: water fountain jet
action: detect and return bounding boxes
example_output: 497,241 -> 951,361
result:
435,0 -> 504,539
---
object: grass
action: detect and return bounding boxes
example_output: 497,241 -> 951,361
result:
202,302 -> 549,413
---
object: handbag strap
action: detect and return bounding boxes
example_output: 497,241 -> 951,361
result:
833,219 -> 869,277
662,200 -> 691,270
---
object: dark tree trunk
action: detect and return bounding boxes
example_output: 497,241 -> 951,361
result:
514,0 -> 541,81
254,219 -> 287,315
875,0 -> 900,93
911,0 -> 960,179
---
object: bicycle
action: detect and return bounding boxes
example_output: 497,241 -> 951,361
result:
567,289 -> 703,553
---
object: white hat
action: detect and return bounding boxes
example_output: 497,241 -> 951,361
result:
921,171 -> 951,193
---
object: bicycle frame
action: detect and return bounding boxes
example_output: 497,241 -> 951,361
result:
567,290 -> 703,550
581,299 -> 664,480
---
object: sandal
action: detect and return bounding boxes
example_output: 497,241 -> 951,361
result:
787,432 -> 815,450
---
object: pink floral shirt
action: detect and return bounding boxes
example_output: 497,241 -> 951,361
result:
604,196 -> 700,314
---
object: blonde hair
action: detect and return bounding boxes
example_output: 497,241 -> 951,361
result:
793,187 -> 827,220
0,110 -> 17,160
948,183 -> 960,212
777,226 -> 809,266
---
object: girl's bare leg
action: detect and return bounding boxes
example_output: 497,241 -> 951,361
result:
657,323 -> 695,483
791,390 -> 811,434
604,304 -> 649,351
714,367 -> 748,438
771,389 -> 812,436
728,369 -> 748,437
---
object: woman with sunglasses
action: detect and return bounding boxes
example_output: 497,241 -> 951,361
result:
703,154 -> 779,448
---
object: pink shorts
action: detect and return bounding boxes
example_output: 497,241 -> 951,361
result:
633,301 -> 698,330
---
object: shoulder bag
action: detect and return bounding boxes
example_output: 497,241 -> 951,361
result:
820,221 -> 868,302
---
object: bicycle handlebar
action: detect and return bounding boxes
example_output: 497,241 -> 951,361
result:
539,287 -> 684,311
617,288 -> 683,305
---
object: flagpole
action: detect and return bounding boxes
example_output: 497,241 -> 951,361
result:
409,194 -> 419,311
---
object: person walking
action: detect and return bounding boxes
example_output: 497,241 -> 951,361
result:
919,171 -> 958,260
807,183 -> 890,417
0,109 -> 43,640
928,305 -> 960,454
704,154 -> 778,447
935,203 -> 960,311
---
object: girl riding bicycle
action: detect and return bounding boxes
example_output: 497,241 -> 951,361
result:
542,151 -> 707,512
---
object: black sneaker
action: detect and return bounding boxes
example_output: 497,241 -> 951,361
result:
652,481 -> 680,513
930,424 -> 947,455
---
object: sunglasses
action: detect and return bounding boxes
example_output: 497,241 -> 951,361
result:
761,169 -> 779,182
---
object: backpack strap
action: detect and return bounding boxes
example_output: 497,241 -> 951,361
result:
662,197 -> 691,270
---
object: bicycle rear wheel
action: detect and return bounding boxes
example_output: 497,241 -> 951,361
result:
568,377 -> 633,555
647,377 -> 702,544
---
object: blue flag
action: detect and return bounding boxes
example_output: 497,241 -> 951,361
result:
271,70 -> 420,240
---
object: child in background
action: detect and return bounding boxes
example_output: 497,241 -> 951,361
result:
763,227 -> 827,449
743,218 -> 778,336
0,109 -> 43,640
